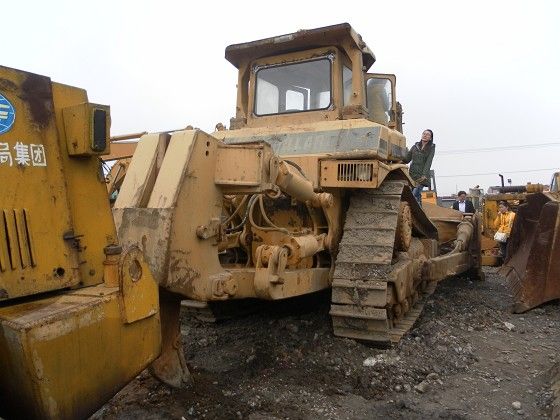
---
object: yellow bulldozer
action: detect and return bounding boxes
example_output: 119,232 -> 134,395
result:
112,23 -> 483,386
0,23 -> 486,416
0,67 -> 161,418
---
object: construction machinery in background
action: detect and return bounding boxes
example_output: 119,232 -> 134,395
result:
421,170 -> 438,206
419,170 -> 480,209
499,179 -> 560,313
480,181 -> 545,266
112,23 -> 483,387
0,66 -> 161,419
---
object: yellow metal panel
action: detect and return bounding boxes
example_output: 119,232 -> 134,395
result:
116,130 -> 231,300
105,140 -> 138,161
51,82 -> 118,287
119,246 -> 159,323
23,209 -> 37,266
0,211 -> 8,272
63,103 -> 110,156
228,267 -> 331,299
0,285 -> 161,420
214,145 -> 265,186
147,131 -> 197,209
155,130 -> 231,298
0,67 -> 80,299
114,133 -> 168,208
3,209 -> 18,270
114,208 -> 174,285
278,155 -> 320,187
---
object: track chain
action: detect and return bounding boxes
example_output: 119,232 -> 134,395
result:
330,181 -> 437,345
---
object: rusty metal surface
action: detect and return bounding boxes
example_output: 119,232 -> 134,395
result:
0,66 -> 162,419
225,23 -> 375,70
149,289 -> 192,389
422,203 -> 464,245
499,192 -> 560,312
223,125 -> 383,156
19,72 -> 54,129
0,284 -> 161,419
0,66 -> 119,299
214,119 -> 409,165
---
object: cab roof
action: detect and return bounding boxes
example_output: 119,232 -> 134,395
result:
225,23 -> 376,70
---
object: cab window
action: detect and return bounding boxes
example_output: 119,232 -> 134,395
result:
366,78 -> 393,125
343,66 -> 352,105
254,58 -> 332,116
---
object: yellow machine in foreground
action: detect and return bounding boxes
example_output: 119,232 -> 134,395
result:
0,67 -> 161,419
113,24 -> 483,386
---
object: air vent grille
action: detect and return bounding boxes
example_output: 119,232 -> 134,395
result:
0,209 -> 36,271
337,162 -> 375,182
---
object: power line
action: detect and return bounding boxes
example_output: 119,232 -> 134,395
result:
438,142 -> 560,155
438,167 -> 559,178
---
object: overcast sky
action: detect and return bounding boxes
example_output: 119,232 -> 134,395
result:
4,0 -> 559,194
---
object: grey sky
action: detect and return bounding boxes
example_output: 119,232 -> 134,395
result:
4,0 -> 559,194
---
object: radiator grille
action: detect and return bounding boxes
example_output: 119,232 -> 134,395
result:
0,209 -> 36,271
337,162 -> 375,182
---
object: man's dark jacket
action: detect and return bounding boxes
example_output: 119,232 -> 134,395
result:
452,200 -> 475,213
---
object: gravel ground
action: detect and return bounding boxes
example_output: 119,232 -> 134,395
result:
92,268 -> 559,419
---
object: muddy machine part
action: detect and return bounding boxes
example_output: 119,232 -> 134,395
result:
499,192 -> 560,312
113,130 -> 336,386
114,23 -> 482,384
330,194 -> 482,344
0,66 -> 161,419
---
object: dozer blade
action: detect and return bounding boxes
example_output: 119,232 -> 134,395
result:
499,192 -> 560,313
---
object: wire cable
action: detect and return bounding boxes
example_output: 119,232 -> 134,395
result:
438,142 -> 560,155
437,167 -> 559,178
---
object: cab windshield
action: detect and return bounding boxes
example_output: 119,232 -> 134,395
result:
254,58 -> 332,116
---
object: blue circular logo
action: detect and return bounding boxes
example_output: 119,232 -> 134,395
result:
0,93 -> 16,135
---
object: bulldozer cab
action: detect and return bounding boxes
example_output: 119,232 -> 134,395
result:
227,23 -> 399,131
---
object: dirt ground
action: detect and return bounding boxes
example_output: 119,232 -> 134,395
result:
92,268 -> 559,419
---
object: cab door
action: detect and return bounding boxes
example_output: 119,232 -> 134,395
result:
365,73 -> 401,132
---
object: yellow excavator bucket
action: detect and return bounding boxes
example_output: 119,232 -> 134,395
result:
499,192 -> 560,312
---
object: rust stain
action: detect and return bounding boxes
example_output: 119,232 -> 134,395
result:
0,78 -> 18,93
168,251 -> 200,295
19,73 -> 54,129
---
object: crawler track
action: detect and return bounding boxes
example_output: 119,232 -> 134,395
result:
330,181 -> 438,345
